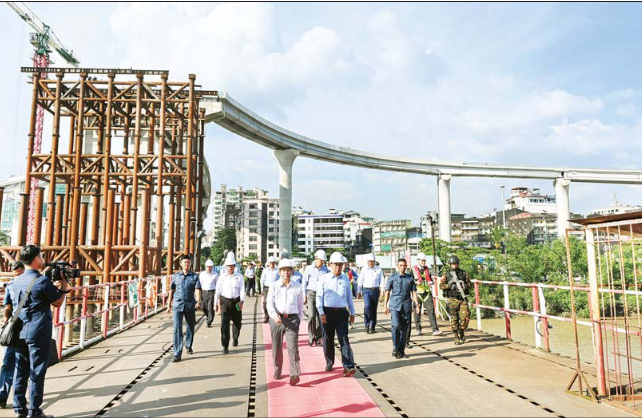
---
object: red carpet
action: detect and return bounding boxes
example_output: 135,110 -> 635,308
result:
262,319 -> 385,417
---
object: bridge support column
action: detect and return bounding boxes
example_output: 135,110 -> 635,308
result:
274,149 -> 299,259
554,178 -> 571,238
438,174 -> 452,242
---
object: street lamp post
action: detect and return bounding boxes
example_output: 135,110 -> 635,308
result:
501,185 -> 506,229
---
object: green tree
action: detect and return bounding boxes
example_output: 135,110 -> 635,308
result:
0,231 -> 10,246
490,225 -> 506,251
210,228 -> 237,266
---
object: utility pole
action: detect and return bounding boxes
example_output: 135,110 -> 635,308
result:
501,185 -> 506,229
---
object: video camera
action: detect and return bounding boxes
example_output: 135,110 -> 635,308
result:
44,261 -> 80,283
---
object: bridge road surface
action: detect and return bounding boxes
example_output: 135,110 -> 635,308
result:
0,297 -> 633,417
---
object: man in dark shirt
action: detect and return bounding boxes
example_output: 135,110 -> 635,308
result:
168,255 -> 201,362
0,261 -> 24,408
384,259 -> 420,359
12,246 -> 67,418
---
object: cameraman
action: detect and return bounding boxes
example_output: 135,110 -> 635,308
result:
13,245 -> 68,418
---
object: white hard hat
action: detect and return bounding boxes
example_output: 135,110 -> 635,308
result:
314,249 -> 327,261
342,255 -> 348,263
365,253 -> 376,262
329,252 -> 345,264
205,259 -> 214,267
224,252 -> 237,266
417,252 -> 427,261
267,256 -> 276,264
278,259 -> 294,270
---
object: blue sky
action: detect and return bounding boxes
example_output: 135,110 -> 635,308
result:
2,2 -> 642,227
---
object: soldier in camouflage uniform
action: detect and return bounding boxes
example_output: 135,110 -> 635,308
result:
439,256 -> 472,345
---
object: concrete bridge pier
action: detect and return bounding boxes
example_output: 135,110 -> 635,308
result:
438,174 -> 452,242
274,149 -> 299,259
554,178 -> 571,238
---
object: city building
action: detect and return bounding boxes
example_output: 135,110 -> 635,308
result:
296,213 -> 345,255
343,211 -> 376,256
210,184 -> 268,244
505,187 -> 557,214
420,211 -> 465,240
373,220 -> 411,255
589,195 -> 642,217
406,227 -> 424,251
458,216 -> 494,248
236,197 -> 280,262
509,212 -> 558,245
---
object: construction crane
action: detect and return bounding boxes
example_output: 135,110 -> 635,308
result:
6,2 -> 80,243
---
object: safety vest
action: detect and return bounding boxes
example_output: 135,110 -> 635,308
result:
413,265 -> 432,293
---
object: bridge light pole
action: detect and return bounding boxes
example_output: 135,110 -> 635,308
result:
274,149 -> 299,259
554,178 -> 571,239
438,174 -> 452,242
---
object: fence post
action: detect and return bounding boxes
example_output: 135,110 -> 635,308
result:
586,227 -> 607,397
532,286 -> 542,349
474,281 -> 482,331
503,282 -> 511,340
102,284 -> 110,339
79,286 -> 88,349
120,282 -> 125,331
537,286 -> 550,352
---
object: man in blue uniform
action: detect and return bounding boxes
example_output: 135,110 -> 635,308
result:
12,245 -> 67,418
168,255 -> 201,362
317,252 -> 356,377
385,258 -> 420,359
0,261 -> 24,408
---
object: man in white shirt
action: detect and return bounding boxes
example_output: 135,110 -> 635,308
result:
199,259 -> 219,328
215,252 -> 245,354
357,253 -> 385,334
267,259 -> 305,386
244,262 -> 257,297
260,256 -> 279,323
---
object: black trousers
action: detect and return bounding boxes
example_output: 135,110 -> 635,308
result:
321,307 -> 354,369
262,286 -> 270,320
202,290 -> 216,325
246,278 -> 256,297
220,296 -> 242,348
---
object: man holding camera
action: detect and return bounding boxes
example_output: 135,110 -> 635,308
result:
168,255 -> 201,362
12,245 -> 68,418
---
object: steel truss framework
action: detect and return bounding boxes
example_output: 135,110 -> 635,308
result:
0,69 -> 210,290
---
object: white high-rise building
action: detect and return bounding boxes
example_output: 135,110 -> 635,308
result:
210,184 -> 268,245
236,197 -> 280,262
590,194 -> 642,217
296,213 -> 345,255
505,187 -> 557,214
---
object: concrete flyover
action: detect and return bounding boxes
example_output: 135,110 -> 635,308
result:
201,92 -> 642,251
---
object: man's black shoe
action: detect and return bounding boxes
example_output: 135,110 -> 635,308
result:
289,375 -> 300,386
172,357 -> 181,363
274,371 -> 282,380
365,328 -> 371,334
370,328 -> 376,334
401,353 -> 409,359
223,347 -> 229,354
233,339 -> 239,347
325,364 -> 333,372
392,350 -> 398,358
187,348 -> 194,355
395,352 -> 403,359
343,367 -> 356,377
308,338 -> 314,346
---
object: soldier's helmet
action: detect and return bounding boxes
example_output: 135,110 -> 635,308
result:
448,255 -> 460,265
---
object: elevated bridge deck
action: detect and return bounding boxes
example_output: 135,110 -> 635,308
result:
0,297 -> 631,418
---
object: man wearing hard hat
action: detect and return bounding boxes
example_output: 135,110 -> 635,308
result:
215,252 -> 246,354
199,259 -> 219,328
357,253 -> 385,334
260,256 -> 279,323
168,255 -> 202,362
267,259 -> 305,386
302,249 -> 329,346
316,252 -> 357,377
244,262 -> 257,297
410,253 -> 443,338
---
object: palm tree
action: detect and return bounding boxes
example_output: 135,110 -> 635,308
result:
490,225 -> 506,251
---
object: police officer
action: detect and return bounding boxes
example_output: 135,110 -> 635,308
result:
410,253 -> 443,337
244,262 -> 257,297
12,245 -> 68,418
267,259 -> 304,386
215,252 -> 245,354
385,258 -> 420,359
357,254 -> 384,334
168,254 -> 201,362
317,252 -> 356,377
0,261 -> 24,408
302,250 -> 329,346
199,259 -> 218,328
260,256 -> 279,323
439,256 -> 472,345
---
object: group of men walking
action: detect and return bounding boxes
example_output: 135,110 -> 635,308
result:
167,248 -> 472,386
